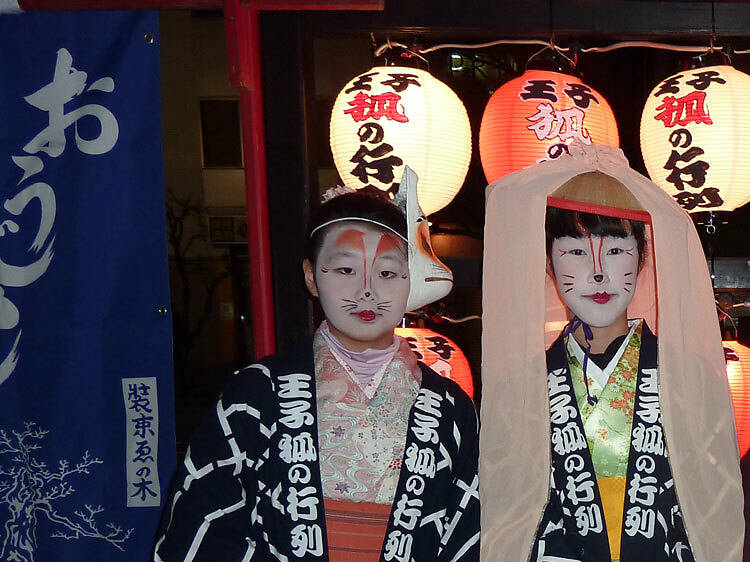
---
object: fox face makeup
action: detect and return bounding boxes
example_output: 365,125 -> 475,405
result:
304,221 -> 409,350
551,234 -> 639,328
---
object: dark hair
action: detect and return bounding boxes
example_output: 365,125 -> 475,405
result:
305,187 -> 407,265
545,206 -> 647,271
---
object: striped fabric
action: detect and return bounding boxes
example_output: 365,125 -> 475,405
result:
324,498 -> 391,561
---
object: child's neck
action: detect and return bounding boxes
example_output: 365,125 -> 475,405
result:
325,321 -> 395,352
572,313 -> 629,354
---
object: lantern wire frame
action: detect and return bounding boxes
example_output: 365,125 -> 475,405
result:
374,38 -> 735,57
374,0 -> 728,56
526,42 -> 576,68
372,0 -> 743,63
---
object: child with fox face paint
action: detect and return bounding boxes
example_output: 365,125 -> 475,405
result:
546,208 -> 646,353
154,176 -> 480,562
303,221 -> 410,352
480,149 -> 743,562
298,186 -> 478,561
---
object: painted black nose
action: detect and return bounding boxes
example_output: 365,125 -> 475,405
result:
594,274 -> 604,283
364,291 -> 371,297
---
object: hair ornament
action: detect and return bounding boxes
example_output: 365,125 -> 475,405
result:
321,184 -> 356,203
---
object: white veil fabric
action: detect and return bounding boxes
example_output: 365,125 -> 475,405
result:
480,142 -> 743,561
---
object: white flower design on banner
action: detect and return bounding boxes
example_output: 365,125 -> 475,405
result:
0,422 -> 133,561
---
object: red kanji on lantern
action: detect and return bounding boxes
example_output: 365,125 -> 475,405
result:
653,91 -> 713,128
344,92 -> 409,123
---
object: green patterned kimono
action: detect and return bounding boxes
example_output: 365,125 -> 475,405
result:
567,320 -> 642,562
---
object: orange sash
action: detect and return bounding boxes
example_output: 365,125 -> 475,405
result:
324,498 -> 391,561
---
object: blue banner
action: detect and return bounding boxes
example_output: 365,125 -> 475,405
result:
0,11 -> 175,562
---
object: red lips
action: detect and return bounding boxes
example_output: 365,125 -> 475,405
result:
358,310 -> 376,321
590,292 -> 612,304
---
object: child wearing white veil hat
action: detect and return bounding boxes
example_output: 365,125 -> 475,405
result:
480,142 -> 743,562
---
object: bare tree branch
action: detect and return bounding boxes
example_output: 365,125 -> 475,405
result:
164,189 -> 232,377
0,423 -> 132,560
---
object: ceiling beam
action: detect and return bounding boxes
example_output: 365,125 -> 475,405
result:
16,0 -> 381,9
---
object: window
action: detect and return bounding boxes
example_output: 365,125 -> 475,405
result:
199,99 -> 242,168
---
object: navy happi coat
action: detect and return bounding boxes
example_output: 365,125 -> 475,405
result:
154,343 -> 480,561
531,323 -> 694,562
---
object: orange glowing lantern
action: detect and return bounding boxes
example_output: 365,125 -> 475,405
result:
723,340 -> 750,458
479,69 -> 619,184
395,327 -> 474,399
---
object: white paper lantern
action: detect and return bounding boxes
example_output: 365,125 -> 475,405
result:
641,65 -> 750,212
330,66 -> 471,216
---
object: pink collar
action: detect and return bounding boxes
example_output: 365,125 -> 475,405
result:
320,321 -> 398,387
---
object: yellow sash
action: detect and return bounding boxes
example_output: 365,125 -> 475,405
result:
568,323 -> 641,561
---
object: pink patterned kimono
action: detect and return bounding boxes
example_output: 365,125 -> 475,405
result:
314,324 -> 422,505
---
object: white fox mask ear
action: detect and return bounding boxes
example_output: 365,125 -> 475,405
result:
397,166 -> 454,311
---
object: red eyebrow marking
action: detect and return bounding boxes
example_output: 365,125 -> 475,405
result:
375,234 -> 403,289
334,229 -> 367,288
375,233 -> 400,258
334,229 -> 366,250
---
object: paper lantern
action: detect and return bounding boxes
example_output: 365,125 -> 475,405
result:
724,340 -> 750,458
641,65 -> 750,212
479,69 -> 619,184
330,66 -> 471,216
395,327 -> 474,399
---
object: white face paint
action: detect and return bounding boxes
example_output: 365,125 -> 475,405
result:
313,222 -> 409,350
551,234 -> 639,328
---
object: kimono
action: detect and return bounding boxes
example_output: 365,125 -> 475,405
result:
153,341 -> 480,561
531,320 -> 694,561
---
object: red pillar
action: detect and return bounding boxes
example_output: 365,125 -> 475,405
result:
224,0 -> 381,358
225,1 -> 276,357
